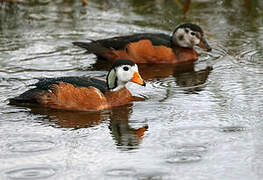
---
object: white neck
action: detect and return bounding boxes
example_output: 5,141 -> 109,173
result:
110,80 -> 126,91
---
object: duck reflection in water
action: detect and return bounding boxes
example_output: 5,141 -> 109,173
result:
27,106 -> 109,128
109,105 -> 148,150
172,62 -> 213,93
18,104 -> 148,150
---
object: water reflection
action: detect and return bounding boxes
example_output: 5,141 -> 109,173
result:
109,106 -> 148,150
138,62 -> 196,80
173,65 -> 212,93
16,105 -> 147,150
145,63 -> 212,102
28,106 -> 109,129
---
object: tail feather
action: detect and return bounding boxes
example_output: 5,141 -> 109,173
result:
73,41 -> 116,61
72,41 -> 93,51
8,89 -> 43,105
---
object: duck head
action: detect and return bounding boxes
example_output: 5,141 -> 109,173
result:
107,59 -> 146,91
172,23 -> 212,52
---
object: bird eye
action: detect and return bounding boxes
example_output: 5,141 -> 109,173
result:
123,66 -> 129,71
191,32 -> 196,36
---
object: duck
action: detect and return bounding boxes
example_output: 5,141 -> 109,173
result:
73,23 -> 211,64
9,59 -> 146,111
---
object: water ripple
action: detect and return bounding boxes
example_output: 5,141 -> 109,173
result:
151,72 -> 211,93
173,145 -> 208,154
165,144 -> 207,164
7,140 -> 55,153
234,48 -> 263,74
136,171 -> 169,180
0,134 -> 58,158
2,165 -> 57,180
105,168 -> 136,178
219,126 -> 247,133
166,154 -> 202,163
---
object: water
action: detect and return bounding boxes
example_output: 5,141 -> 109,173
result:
0,0 -> 263,179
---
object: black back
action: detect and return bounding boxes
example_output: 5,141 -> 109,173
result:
9,76 -> 107,104
73,33 -> 172,51
34,76 -> 106,92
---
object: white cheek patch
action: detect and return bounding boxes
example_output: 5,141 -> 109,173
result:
184,33 -> 193,46
193,37 -> 200,45
174,28 -> 192,48
176,28 -> 185,37
116,65 -> 133,83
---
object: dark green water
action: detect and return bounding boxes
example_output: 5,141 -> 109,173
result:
0,0 -> 263,179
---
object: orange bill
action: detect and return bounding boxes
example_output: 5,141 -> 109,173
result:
198,37 -> 212,52
131,72 -> 146,86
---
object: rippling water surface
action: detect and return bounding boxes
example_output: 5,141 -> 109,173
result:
0,0 -> 263,179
